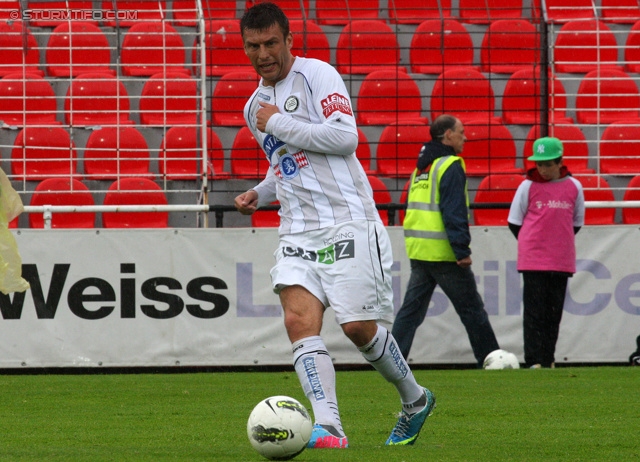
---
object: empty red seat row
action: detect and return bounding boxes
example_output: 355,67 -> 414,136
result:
0,71 -> 198,127
10,125 -> 231,182
28,177 -> 169,228
4,17 -> 640,82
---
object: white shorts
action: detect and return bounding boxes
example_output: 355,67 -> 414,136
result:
270,220 -> 394,325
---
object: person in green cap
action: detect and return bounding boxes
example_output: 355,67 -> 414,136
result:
507,137 -> 585,369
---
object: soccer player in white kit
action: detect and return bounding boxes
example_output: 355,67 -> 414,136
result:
234,2 -> 435,448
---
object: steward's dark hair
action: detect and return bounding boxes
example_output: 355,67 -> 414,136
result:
430,115 -> 458,142
240,2 -> 290,39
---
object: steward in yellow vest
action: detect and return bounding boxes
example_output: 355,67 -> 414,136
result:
403,143 -> 470,263
392,115 -> 501,368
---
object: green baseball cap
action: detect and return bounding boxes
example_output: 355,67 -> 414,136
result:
529,137 -> 563,161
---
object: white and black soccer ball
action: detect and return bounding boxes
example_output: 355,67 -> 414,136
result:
247,395 -> 312,461
483,349 -> 520,370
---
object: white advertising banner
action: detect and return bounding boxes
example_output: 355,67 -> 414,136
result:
1,226 -> 638,369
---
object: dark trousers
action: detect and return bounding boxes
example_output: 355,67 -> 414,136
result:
522,271 -> 569,368
391,259 -> 500,367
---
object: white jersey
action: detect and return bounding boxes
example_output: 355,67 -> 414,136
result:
244,57 -> 381,235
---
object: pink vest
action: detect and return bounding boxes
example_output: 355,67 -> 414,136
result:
517,178 -> 579,273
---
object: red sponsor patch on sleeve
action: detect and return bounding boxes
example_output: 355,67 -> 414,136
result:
321,93 -> 353,118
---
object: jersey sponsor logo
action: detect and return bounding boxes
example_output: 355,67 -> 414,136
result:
257,91 -> 271,102
284,95 -> 299,112
282,239 -> 355,265
321,93 -> 353,118
535,200 -> 571,210
263,135 -> 286,161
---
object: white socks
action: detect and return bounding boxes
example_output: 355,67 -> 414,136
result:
292,336 -> 344,436
359,324 -> 425,412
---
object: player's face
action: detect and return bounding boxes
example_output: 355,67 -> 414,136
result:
243,23 -> 294,87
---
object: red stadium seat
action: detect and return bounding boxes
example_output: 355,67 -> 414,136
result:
463,121 -> 523,176
11,127 -> 78,181
375,122 -> 431,178
245,1 -> 310,19
574,174 -> 616,225
197,20 -> 253,77
45,22 -> 113,78
430,67 -> 500,125
83,127 -> 152,180
29,178 -> 95,229
473,174 -> 524,226
622,175 -> 640,224
0,21 -> 43,77
388,0 -> 452,24
211,71 -> 259,126
480,19 -> 540,74
121,21 -> 189,77
335,20 -> 405,75
599,119 -> 640,175
230,127 -> 268,179
172,0 -> 236,27
554,20 -> 622,74
251,201 -> 280,228
356,128 -> 374,174
542,0 -> 596,23
159,126 -> 230,180
0,1 -> 23,20
397,178 -> 410,225
316,0 -> 380,25
459,0 -> 523,24
575,69 -> 640,124
101,0 -> 166,27
367,175 -> 393,225
356,70 -> 428,126
289,20 -> 331,63
601,0 -> 640,23
64,72 -> 132,127
139,72 -> 198,126
523,124 -> 594,174
410,19 -> 476,74
501,67 -> 572,125
0,73 -> 59,126
27,1 -> 97,27
624,21 -> 640,73
102,178 -> 169,228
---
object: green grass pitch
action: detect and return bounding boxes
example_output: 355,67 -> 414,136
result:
0,367 -> 637,461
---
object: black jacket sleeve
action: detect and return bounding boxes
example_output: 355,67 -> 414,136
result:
508,222 -> 521,239
439,161 -> 472,260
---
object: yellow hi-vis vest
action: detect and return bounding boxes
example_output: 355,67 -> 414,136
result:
403,155 -> 468,262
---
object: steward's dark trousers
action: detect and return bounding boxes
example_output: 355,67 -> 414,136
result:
392,259 -> 500,367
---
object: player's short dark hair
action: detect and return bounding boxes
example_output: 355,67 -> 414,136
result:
430,115 -> 458,142
240,2 -> 290,39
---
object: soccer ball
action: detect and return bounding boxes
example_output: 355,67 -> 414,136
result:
247,395 -> 313,461
483,349 -> 520,370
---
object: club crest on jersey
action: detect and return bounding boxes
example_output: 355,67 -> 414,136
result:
321,93 -> 353,118
273,151 -> 309,179
284,96 -> 299,113
278,154 -> 298,179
